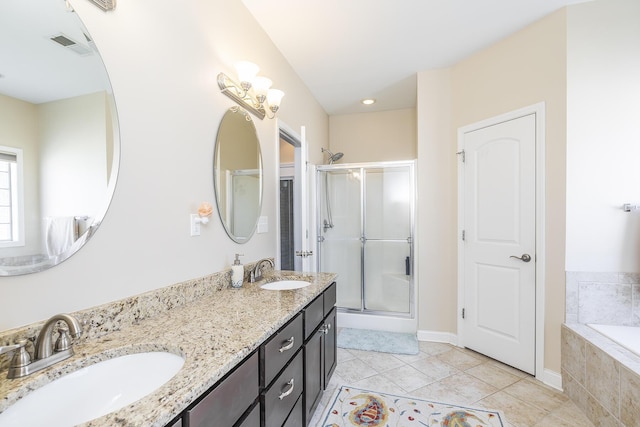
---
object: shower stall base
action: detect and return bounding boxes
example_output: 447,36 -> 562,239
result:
317,160 -> 416,333
338,310 -> 417,334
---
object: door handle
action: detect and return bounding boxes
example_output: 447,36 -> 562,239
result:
510,254 -> 532,263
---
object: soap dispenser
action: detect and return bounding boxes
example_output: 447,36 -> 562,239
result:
231,254 -> 244,288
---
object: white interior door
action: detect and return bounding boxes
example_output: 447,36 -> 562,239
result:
461,114 -> 536,374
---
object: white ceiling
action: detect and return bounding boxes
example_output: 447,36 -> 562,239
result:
241,0 -> 586,115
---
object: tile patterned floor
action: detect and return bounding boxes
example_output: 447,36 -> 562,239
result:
310,341 -> 594,427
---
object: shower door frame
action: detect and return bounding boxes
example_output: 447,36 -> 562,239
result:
316,160 -> 416,319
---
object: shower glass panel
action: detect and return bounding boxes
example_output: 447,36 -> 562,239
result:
363,167 -> 412,313
317,161 -> 414,317
319,169 -> 362,310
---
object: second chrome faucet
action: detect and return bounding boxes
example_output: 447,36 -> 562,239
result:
250,258 -> 274,283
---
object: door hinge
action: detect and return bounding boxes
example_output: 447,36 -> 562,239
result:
461,230 -> 466,241
456,149 -> 465,163
462,308 -> 465,319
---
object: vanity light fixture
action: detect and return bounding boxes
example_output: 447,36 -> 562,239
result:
218,61 -> 285,120
87,0 -> 116,11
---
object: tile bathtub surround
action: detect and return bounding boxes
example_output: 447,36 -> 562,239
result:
565,271 -> 640,325
0,268 -> 337,427
561,323 -> 640,427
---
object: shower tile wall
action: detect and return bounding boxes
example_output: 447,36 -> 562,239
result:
565,271 -> 640,326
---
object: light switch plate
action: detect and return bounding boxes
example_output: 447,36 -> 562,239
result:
257,216 -> 268,233
190,214 -> 201,236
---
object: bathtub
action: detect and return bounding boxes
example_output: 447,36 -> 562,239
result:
588,323 -> 640,357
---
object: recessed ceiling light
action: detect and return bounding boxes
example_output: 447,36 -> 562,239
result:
361,98 -> 376,105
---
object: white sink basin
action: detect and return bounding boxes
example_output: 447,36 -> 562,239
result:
0,351 -> 184,427
261,280 -> 311,290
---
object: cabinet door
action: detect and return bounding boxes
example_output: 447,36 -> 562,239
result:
304,326 -> 323,423
323,307 -> 337,387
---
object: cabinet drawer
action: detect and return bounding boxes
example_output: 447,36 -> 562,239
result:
323,282 -> 337,316
185,352 -> 258,427
263,350 -> 304,427
262,313 -> 303,387
304,295 -> 324,339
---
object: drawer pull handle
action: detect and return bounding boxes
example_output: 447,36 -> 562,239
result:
278,379 -> 295,400
279,337 -> 295,353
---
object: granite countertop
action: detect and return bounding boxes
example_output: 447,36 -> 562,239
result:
0,271 -> 337,426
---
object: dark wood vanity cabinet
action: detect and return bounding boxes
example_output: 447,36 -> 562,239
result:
303,283 -> 337,424
172,282 -> 337,427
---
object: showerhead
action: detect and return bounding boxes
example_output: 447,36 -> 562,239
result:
321,148 -> 344,165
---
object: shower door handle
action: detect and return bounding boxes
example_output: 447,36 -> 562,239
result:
510,254 -> 532,263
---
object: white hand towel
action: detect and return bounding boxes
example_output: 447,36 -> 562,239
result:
45,217 -> 75,257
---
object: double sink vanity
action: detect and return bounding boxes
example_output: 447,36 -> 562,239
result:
0,268 -> 337,427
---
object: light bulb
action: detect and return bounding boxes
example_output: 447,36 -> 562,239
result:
252,76 -> 272,104
235,61 -> 259,91
267,89 -> 285,112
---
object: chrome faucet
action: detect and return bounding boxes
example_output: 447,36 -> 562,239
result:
250,258 -> 274,282
2,313 -> 82,379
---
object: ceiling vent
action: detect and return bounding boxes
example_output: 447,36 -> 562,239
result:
87,0 -> 116,11
49,34 -> 93,56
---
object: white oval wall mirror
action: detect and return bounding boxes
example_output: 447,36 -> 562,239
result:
0,0 -> 120,275
213,107 -> 262,244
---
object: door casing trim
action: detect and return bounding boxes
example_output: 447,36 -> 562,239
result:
456,102 -> 546,382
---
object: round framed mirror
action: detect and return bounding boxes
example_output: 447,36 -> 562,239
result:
0,0 -> 119,275
213,107 -> 263,243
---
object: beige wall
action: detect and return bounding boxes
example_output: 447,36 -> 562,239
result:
417,10 -> 567,374
329,108 -> 416,163
566,0 -> 640,272
416,69 -> 456,336
0,94 -> 41,257
0,0 -> 328,330
39,92 -> 109,220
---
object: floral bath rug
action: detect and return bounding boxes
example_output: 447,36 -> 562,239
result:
317,385 -> 507,426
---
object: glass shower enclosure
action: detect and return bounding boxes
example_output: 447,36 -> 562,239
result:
316,161 -> 415,317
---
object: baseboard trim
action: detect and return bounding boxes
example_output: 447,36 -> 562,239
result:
542,368 -> 563,391
417,329 -> 458,345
